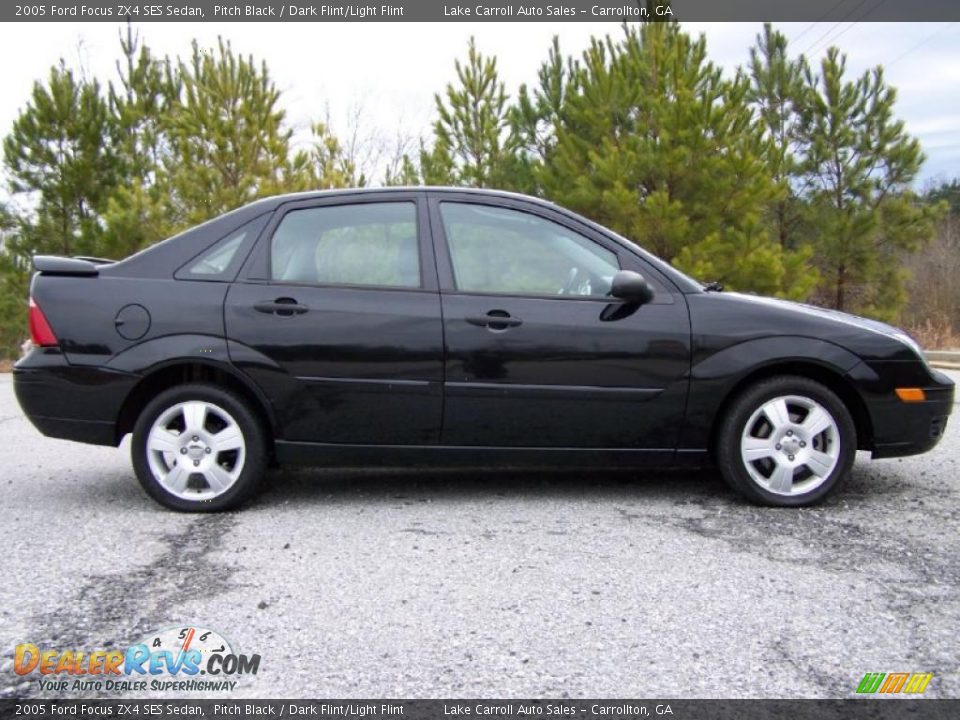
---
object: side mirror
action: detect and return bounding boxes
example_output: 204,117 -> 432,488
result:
609,270 -> 654,305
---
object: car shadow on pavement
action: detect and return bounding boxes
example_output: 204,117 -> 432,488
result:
35,454 -> 913,514
252,465 -> 735,509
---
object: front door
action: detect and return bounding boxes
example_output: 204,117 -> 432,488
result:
225,194 -> 444,445
430,196 -> 691,452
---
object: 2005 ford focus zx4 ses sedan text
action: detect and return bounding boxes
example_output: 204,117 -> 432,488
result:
13,188 -> 955,511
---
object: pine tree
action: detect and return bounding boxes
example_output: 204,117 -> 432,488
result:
102,24 -> 180,255
797,47 -> 940,317
383,153 -> 422,186
538,23 -> 811,298
288,122 -> 360,191
747,23 -> 812,253
510,36 -> 571,195
3,62 -> 119,258
162,38 -> 307,226
0,204 -> 29,358
425,37 -> 519,188
925,179 -> 960,216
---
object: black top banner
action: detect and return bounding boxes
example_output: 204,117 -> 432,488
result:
5,0 -> 960,23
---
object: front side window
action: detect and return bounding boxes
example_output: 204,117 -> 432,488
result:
270,202 -> 420,288
439,203 -> 620,297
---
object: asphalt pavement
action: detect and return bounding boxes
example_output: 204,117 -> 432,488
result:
1,371 -> 958,699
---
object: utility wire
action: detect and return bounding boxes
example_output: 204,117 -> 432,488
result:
801,0 -> 894,62
805,20 -> 859,58
802,0 -> 876,57
790,0 -> 854,45
887,22 -> 957,68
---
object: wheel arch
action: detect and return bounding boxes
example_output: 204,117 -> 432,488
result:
707,360 -> 874,458
115,360 -> 278,448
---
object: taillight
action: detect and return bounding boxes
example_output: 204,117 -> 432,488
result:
28,296 -> 58,347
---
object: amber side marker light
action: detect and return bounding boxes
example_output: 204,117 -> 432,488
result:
895,388 -> 926,403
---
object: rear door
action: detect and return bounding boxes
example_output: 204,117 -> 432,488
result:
225,192 -> 444,445
429,193 -> 691,452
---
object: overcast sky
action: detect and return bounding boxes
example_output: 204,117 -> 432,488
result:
0,21 -> 958,187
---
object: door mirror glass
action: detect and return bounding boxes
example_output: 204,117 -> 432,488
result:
609,270 -> 655,304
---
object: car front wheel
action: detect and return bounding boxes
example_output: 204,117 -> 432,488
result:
132,383 -> 267,512
717,376 -> 856,506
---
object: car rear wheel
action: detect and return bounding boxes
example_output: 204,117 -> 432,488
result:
132,383 -> 267,512
716,376 -> 856,506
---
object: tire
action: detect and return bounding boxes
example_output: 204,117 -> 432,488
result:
716,375 -> 856,507
131,383 -> 267,512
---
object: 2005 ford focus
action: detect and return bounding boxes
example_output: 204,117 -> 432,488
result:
13,188 -> 954,511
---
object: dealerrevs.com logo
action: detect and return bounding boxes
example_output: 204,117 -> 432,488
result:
13,625 -> 260,693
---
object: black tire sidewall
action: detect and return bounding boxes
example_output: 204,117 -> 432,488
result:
131,384 -> 266,512
718,377 -> 856,507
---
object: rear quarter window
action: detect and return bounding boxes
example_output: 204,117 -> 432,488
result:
175,214 -> 270,281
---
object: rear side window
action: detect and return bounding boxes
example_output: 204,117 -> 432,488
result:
270,202 -> 419,288
176,214 -> 269,281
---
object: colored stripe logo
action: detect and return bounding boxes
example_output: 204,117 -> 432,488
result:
857,672 -> 933,694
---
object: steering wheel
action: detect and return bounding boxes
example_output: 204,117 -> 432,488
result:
560,267 -> 581,295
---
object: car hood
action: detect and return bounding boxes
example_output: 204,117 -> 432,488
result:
724,292 -> 908,340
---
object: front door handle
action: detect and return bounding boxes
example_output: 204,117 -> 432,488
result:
465,311 -> 522,330
254,297 -> 308,316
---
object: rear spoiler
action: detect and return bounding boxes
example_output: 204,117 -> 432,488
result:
32,255 -> 112,277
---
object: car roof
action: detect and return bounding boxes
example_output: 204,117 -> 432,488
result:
246,186 -> 559,211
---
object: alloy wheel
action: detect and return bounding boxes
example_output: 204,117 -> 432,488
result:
739,394 -> 841,496
145,401 -> 246,501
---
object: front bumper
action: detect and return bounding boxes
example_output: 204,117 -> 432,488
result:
13,348 -> 137,447
852,363 -> 956,459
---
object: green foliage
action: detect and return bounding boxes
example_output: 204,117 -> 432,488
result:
796,47 -> 941,319
746,23 -> 812,256
163,38 -> 302,226
1,62 -> 122,358
0,205 -> 29,357
102,26 -> 180,255
417,37 -> 520,188
296,122 -> 361,190
0,29 -> 358,359
526,23 -> 813,298
509,36 -> 572,196
505,23 -> 930,307
925,179 -> 960,216
383,153 -> 422,187
3,62 -> 119,258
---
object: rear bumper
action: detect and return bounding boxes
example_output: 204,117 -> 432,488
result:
13,348 -> 136,447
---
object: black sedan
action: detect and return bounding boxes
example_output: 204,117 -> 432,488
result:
13,188 -> 954,511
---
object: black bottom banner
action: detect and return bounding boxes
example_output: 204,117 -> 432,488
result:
1,700 -> 958,720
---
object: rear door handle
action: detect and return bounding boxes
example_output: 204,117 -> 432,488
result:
465,311 -> 522,330
254,298 -> 308,316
